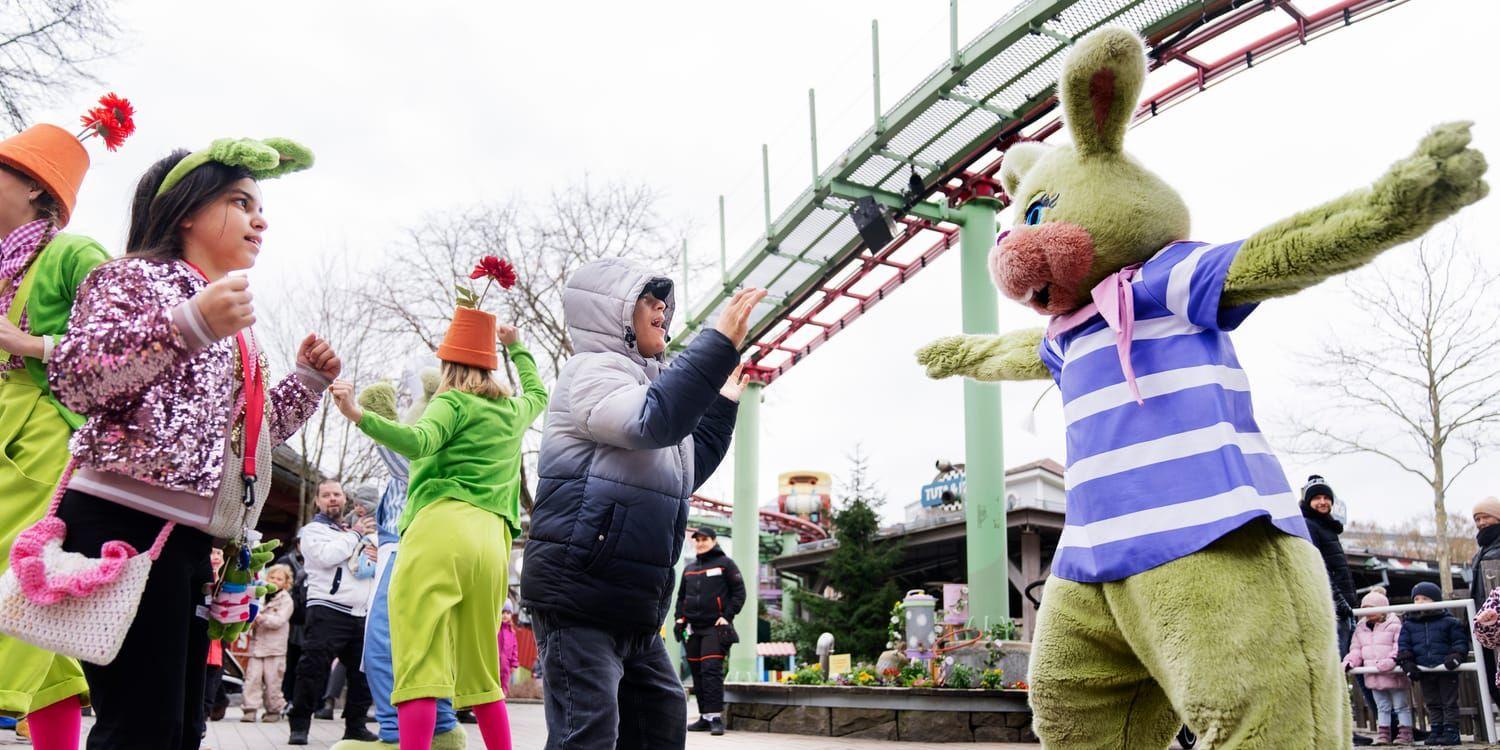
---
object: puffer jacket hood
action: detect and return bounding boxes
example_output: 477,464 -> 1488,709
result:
522,258 -> 741,633
563,257 -> 675,373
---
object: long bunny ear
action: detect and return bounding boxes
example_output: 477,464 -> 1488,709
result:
1059,27 -> 1146,157
999,142 -> 1050,198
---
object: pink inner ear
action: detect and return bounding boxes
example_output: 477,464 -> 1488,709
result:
1090,69 -> 1116,137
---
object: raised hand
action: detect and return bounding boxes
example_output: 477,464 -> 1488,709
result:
1372,121 -> 1488,218
328,379 -> 363,423
713,288 -> 768,349
720,363 -> 750,402
497,323 -> 521,347
297,334 -> 342,380
194,275 -> 255,339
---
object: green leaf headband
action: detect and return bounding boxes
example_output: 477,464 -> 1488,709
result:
155,137 -> 314,197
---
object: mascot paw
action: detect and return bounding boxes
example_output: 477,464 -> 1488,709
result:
916,336 -> 971,379
1379,121 -> 1489,215
358,381 -> 399,422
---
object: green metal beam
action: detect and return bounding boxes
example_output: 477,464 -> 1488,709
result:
729,384 -> 763,682
958,196 -> 1008,631
828,180 -> 965,226
809,89 -> 820,188
670,0 -> 1210,360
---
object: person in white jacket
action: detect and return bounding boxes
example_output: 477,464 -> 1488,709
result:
287,479 -> 378,745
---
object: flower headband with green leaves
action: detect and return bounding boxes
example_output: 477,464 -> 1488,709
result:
155,137 -> 314,197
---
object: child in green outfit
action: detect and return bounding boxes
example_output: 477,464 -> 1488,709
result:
329,312 -> 546,750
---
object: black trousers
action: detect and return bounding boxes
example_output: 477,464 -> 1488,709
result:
57,489 -> 213,750
685,626 -> 730,715
288,605 -> 371,733
1421,673 -> 1461,726
282,638 -> 302,703
533,613 -> 686,750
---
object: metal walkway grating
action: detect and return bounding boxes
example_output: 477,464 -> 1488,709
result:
671,0 -> 1416,385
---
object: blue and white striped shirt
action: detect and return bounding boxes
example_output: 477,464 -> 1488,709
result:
1038,240 -> 1309,583
375,445 -> 409,545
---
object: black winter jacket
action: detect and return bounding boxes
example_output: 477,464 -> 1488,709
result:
1398,610 -> 1470,668
675,545 -> 746,626
522,259 -> 741,633
1470,527 -> 1500,605
1302,506 -> 1357,614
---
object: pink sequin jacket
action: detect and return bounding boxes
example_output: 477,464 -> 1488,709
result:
48,258 -> 328,506
1474,587 -> 1500,688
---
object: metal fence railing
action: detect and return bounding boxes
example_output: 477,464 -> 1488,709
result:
1348,599 -> 1496,744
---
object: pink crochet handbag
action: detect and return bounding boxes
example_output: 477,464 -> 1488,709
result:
0,460 -> 173,665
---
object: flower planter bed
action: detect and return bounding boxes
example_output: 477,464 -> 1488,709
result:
723,682 -> 1036,743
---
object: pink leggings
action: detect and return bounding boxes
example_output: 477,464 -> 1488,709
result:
398,698 -> 511,750
26,695 -> 82,750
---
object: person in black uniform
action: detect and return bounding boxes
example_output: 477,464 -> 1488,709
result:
673,527 -> 745,737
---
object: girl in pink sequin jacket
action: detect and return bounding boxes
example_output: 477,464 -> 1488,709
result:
48,256 -> 326,501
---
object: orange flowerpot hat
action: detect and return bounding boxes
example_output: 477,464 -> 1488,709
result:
436,307 -> 498,370
0,124 -> 90,227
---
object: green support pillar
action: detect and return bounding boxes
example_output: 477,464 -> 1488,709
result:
779,531 -> 799,620
667,543 -> 686,680
729,382 -> 763,682
959,196 -> 1009,631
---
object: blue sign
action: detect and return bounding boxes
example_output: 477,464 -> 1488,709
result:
920,476 -> 965,508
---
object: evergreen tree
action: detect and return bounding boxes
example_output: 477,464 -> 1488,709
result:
794,449 -> 903,662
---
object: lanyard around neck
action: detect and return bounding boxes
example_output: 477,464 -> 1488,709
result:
182,260 -> 265,484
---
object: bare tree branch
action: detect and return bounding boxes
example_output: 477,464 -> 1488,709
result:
1287,225 -> 1500,598
0,0 -> 119,132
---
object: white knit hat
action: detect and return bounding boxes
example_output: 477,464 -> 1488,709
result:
1474,496 -> 1500,523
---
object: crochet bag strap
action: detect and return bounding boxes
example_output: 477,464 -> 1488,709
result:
45,460 -> 175,561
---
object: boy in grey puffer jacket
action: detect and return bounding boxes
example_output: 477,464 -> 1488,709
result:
523,258 -> 762,750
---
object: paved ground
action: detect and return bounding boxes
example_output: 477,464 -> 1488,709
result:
0,702 -> 1037,748
6,708 -> 1497,747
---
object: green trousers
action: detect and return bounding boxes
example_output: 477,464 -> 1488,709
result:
1029,520 -> 1352,749
0,371 -> 88,717
390,499 -> 512,709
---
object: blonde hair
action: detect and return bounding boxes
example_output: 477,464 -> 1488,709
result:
438,361 -> 511,400
266,564 -> 293,586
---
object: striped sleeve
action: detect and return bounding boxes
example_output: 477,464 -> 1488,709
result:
1140,240 -> 1258,332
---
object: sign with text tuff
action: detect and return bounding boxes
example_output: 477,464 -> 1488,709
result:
920,476 -> 965,508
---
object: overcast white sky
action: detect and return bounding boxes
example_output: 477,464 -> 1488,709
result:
34,0 -> 1500,529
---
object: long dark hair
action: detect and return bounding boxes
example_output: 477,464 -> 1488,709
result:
125,149 -> 254,260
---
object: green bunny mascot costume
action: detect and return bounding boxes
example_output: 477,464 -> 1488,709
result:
917,26 -> 1487,749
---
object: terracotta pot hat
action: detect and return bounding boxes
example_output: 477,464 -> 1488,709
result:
436,307 -> 498,370
0,124 -> 90,226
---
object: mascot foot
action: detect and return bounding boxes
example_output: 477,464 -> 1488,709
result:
434,727 -> 469,750
327,729 -> 467,750
328,741 -> 396,750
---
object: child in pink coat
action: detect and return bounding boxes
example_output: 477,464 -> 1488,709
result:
499,601 -> 520,696
1344,590 -> 1413,745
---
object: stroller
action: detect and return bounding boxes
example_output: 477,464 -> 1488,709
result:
1025,581 -> 1198,749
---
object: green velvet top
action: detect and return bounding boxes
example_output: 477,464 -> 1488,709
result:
357,342 -> 548,539
12,232 -> 109,429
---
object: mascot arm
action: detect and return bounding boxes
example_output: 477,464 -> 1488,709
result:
916,328 -> 1051,382
1222,121 -> 1487,308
